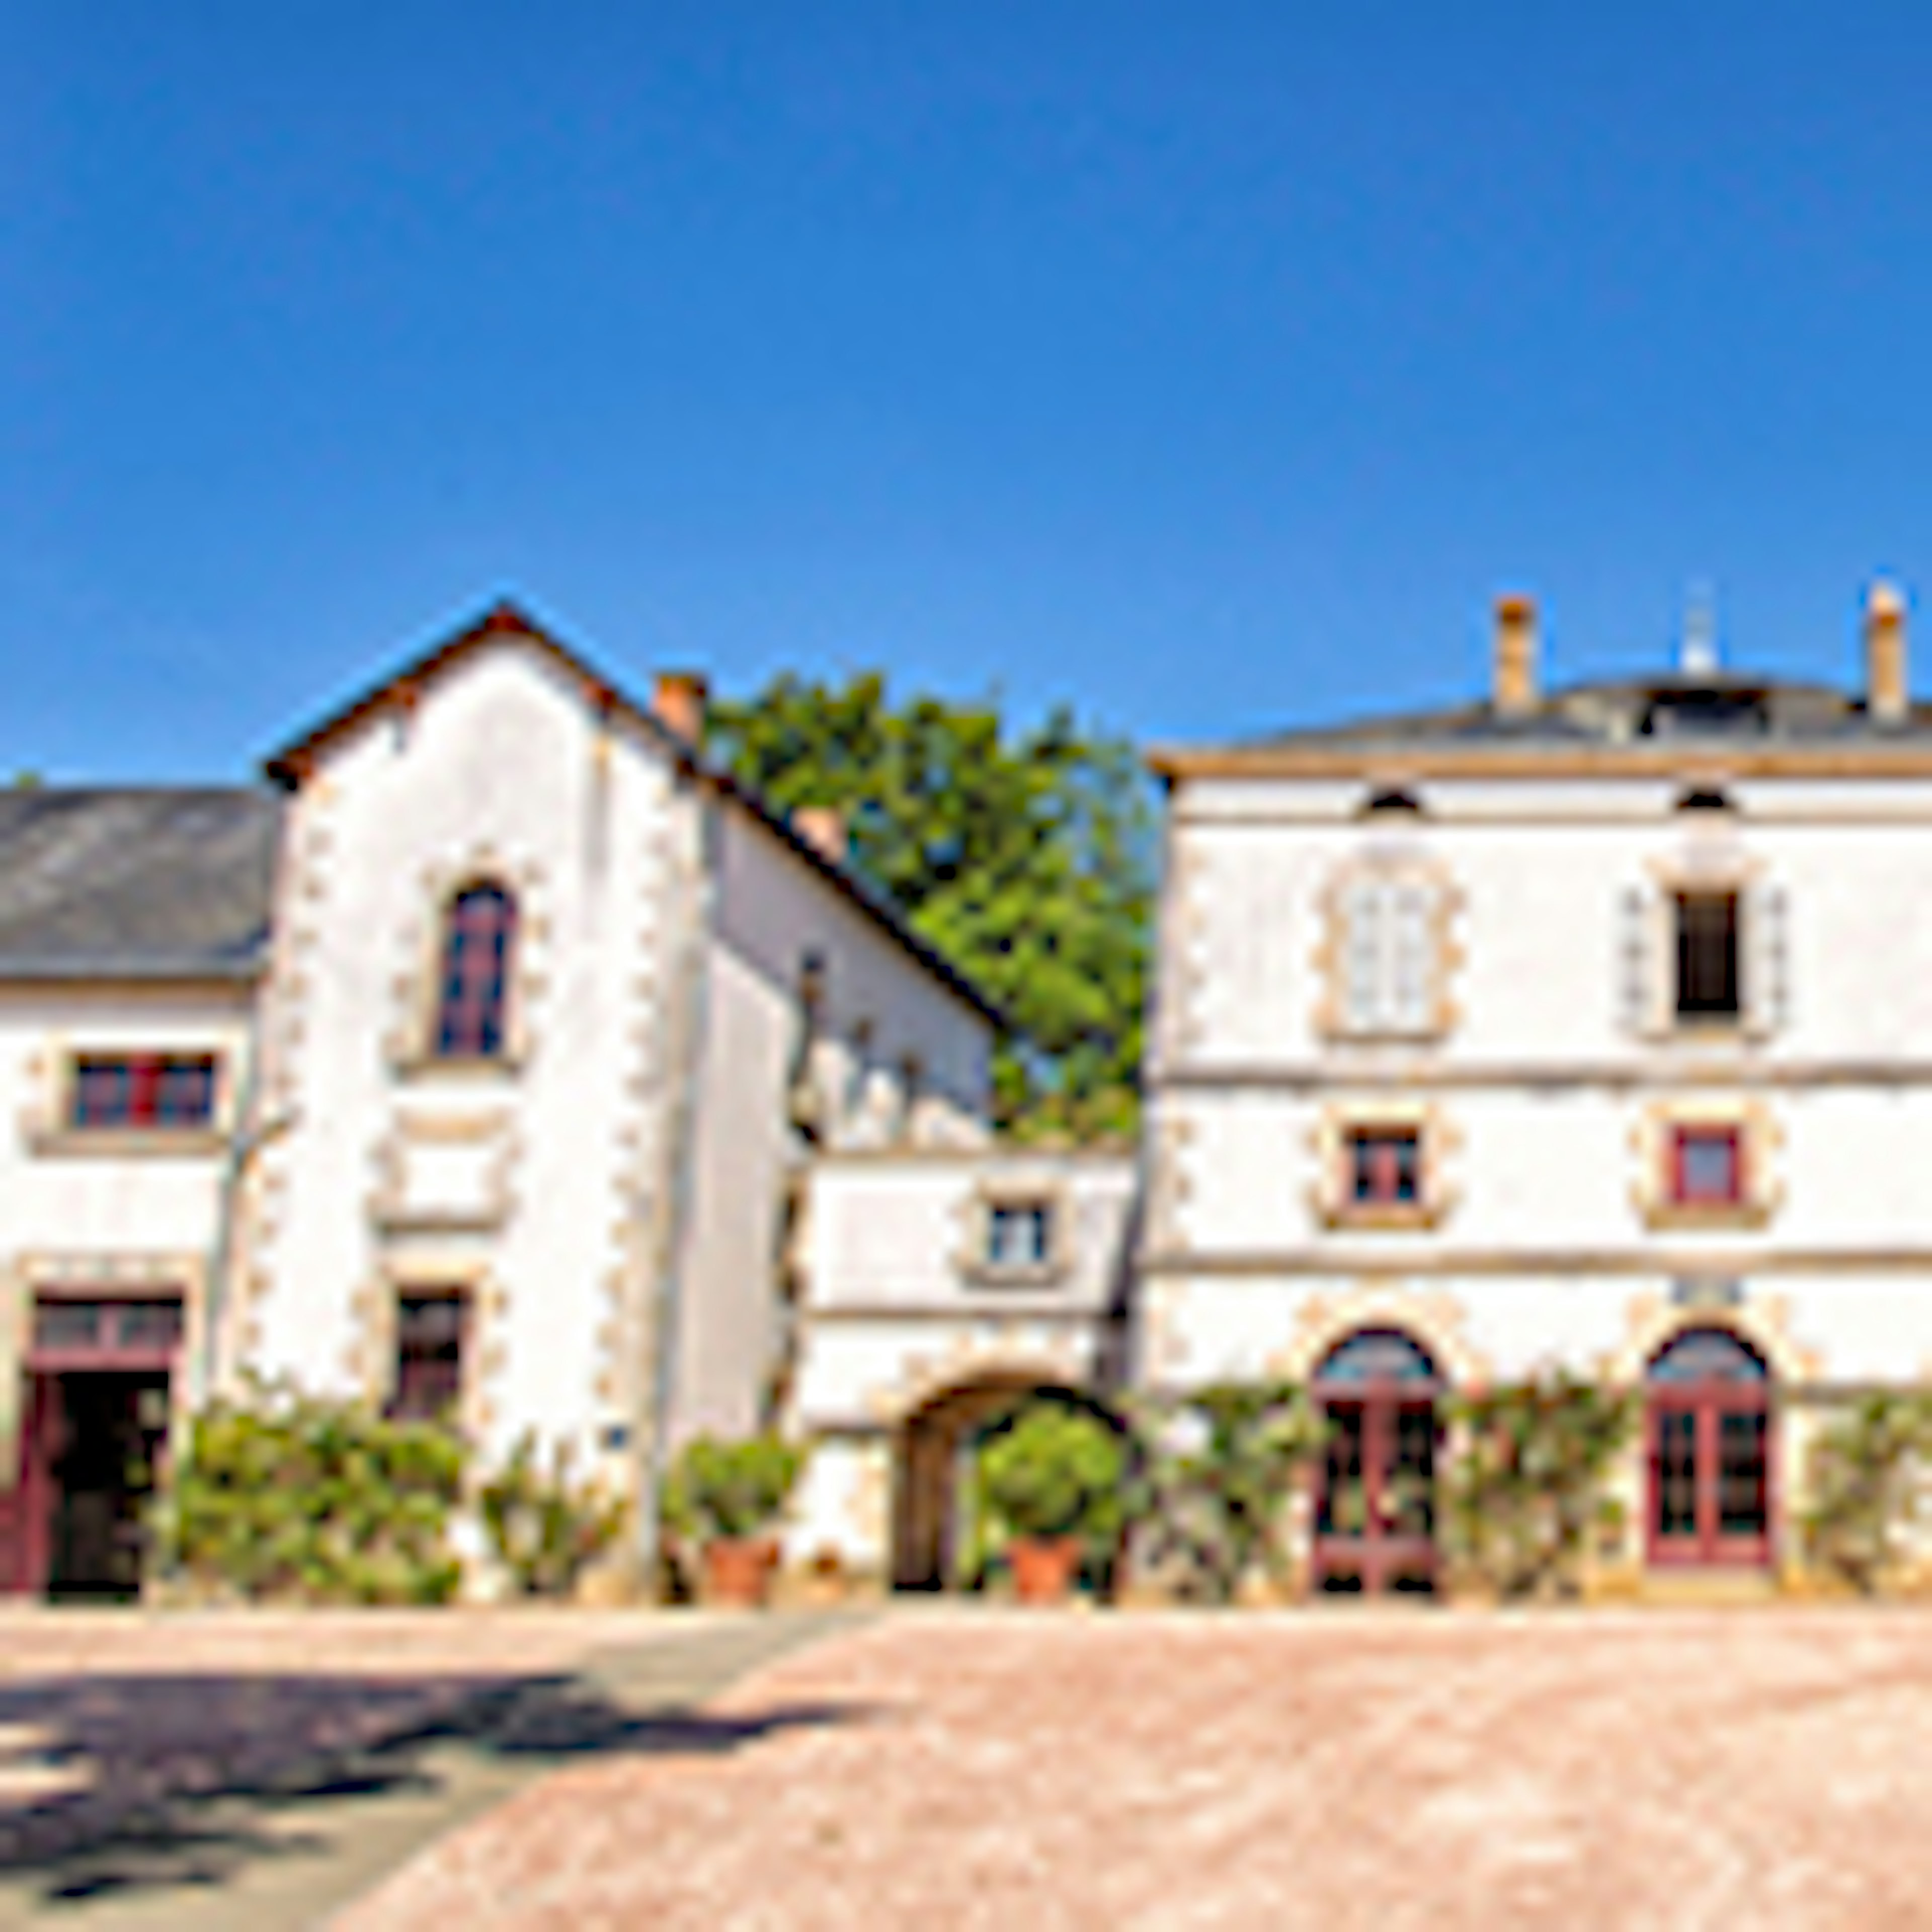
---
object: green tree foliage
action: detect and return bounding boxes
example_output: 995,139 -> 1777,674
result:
705,673 -> 1155,1140
978,1402 -> 1128,1541
661,1430 -> 807,1543
1802,1393 -> 1932,1595
151,1377 -> 465,1605
1125,1381 -> 1327,1603
478,1430 -> 628,1597
1442,1375 -> 1638,1601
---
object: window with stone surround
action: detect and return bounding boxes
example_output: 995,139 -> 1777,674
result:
68,1054 -> 219,1131
387,1289 -> 470,1425
433,883 -> 516,1060
1320,863 -> 1458,1041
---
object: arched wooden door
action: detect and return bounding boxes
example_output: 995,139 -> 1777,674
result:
1646,1327 -> 1773,1569
1312,1329 -> 1442,1596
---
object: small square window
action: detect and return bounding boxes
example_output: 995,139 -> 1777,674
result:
1671,1126 -> 1743,1207
985,1201 -> 1055,1272
1348,1128 -> 1421,1206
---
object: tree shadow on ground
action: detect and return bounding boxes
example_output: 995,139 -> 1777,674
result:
0,1669 -> 878,1909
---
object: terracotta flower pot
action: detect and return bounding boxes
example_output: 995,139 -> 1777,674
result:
1010,1535 -> 1082,1605
702,1536 -> 779,1608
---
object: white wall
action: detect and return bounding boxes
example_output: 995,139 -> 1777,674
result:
242,639 -> 686,1486
669,811 -> 997,1441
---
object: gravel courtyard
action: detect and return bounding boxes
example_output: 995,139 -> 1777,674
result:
345,1607 -> 1932,1930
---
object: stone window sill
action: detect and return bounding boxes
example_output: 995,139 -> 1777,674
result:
29,1128 -> 226,1160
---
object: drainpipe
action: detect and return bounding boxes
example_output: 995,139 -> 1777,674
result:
636,780 -> 720,1589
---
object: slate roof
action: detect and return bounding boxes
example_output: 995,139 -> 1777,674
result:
0,789 -> 280,982
1231,671 -> 1932,753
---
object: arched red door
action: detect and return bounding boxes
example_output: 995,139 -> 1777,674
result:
1646,1327 -> 1773,1569
1312,1329 -> 1441,1596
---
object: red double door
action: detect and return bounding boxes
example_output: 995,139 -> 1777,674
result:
1647,1383 -> 1772,1567
1313,1387 -> 1440,1596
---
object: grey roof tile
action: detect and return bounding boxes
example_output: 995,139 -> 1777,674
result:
0,789 -> 280,980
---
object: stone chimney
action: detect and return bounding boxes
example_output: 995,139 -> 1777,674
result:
794,806 -> 848,865
652,670 -> 709,744
1866,581 -> 1909,725
1492,593 -> 1540,717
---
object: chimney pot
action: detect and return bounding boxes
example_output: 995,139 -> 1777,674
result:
1492,593 -> 1540,717
1866,581 -> 1910,725
794,806 -> 848,865
652,670 -> 710,744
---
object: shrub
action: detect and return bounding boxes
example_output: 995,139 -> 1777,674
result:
662,1431 -> 806,1543
1442,1375 -> 1637,1600
979,1402 -> 1126,1542
479,1431 -> 628,1597
152,1376 -> 465,1605
1124,1381 -> 1325,1603
1802,1393 -> 1932,1595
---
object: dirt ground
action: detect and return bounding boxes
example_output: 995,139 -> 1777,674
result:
343,1607 -> 1932,1930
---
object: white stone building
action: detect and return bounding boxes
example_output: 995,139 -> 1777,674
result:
0,604 -> 1000,1596
7,583 -> 1932,1603
1139,584 -> 1932,1595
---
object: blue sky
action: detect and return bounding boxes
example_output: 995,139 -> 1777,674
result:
7,2 -> 1932,780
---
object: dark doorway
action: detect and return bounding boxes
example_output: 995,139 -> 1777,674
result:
1311,1329 -> 1442,1597
1,1294 -> 184,1598
44,1372 -> 171,1598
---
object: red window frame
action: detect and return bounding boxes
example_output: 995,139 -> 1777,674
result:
433,884 -> 516,1060
1669,1124 -> 1744,1208
1347,1127 -> 1421,1206
70,1054 -> 218,1130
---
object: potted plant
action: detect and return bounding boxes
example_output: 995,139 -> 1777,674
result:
979,1402 -> 1126,1605
662,1431 -> 807,1607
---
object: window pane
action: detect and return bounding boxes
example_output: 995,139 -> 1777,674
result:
1655,1408 -> 1700,1537
435,886 -> 515,1059
987,1203 -> 1052,1269
392,1292 -> 468,1423
1349,1130 -> 1420,1204
1675,1129 -> 1741,1205
1717,1412 -> 1768,1536
114,1300 -> 186,1349
1675,893 -> 1741,1017
33,1301 -> 108,1351
70,1054 -> 217,1128
1649,1328 -> 1767,1383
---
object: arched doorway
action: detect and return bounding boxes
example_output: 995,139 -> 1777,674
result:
1646,1327 -> 1772,1568
1311,1328 -> 1442,1596
892,1378 -> 1126,1594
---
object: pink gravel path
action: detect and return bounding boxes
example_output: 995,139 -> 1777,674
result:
345,1608 -> 1932,1930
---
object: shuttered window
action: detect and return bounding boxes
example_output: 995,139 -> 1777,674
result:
1336,874 -> 1442,1036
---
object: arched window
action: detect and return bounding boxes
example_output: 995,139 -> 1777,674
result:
434,883 -> 516,1059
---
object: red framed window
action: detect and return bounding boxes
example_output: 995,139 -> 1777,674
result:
1670,1125 -> 1743,1207
70,1055 -> 218,1130
389,1290 -> 469,1424
434,884 -> 516,1059
1348,1127 -> 1421,1206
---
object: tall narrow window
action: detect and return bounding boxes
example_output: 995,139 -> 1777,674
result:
389,1289 -> 469,1424
1674,891 -> 1740,1020
434,884 -> 516,1059
1333,872 -> 1445,1037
